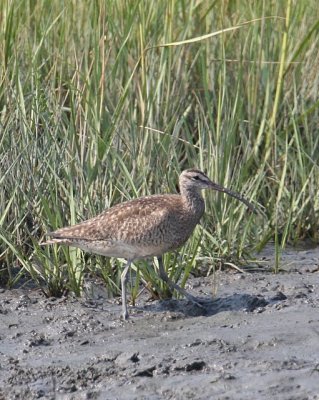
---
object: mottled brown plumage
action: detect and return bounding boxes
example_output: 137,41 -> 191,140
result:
47,195 -> 203,258
44,169 -> 254,319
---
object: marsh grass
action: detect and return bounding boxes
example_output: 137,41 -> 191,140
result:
1,0 -> 319,299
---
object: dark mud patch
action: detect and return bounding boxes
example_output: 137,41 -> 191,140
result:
142,292 -> 269,317
1,246 -> 319,399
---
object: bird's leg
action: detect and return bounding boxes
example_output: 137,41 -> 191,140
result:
157,256 -> 203,307
121,260 -> 132,320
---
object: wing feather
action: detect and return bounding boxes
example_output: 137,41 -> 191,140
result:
47,195 -> 181,244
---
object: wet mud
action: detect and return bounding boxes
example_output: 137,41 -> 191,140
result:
1,246 -> 319,399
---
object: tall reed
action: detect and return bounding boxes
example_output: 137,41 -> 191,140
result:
1,0 -> 318,296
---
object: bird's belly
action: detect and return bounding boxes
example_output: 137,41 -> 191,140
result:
73,240 -> 166,260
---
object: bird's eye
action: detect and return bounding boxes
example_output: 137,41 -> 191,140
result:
192,176 -> 200,180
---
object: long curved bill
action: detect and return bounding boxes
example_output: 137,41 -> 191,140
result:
209,182 -> 256,212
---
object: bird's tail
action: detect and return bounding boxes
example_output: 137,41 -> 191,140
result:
41,236 -> 72,246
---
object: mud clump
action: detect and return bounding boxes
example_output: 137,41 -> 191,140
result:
0,246 -> 318,399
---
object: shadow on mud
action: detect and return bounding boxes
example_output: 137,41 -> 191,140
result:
140,292 -> 275,318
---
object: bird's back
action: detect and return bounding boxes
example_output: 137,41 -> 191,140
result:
47,194 -> 204,259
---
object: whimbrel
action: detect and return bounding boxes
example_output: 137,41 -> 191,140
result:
44,169 -> 254,319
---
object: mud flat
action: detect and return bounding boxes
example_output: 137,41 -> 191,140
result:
1,246 -> 318,399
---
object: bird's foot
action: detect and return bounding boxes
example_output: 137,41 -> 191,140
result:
184,295 -> 208,310
121,313 -> 129,321
196,296 -> 215,304
184,294 -> 215,310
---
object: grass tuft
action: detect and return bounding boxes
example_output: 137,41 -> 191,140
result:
1,0 -> 319,298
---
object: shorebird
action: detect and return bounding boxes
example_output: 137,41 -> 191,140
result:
44,169 -> 255,319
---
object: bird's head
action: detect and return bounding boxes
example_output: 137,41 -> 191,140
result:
179,169 -> 255,212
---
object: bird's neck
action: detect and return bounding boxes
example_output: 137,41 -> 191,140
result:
180,187 -> 205,216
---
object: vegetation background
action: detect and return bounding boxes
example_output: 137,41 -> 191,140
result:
1,0 -> 318,298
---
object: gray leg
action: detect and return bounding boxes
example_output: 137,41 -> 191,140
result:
157,256 -> 203,306
121,260 -> 132,320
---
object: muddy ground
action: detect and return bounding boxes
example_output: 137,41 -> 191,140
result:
1,246 -> 319,400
